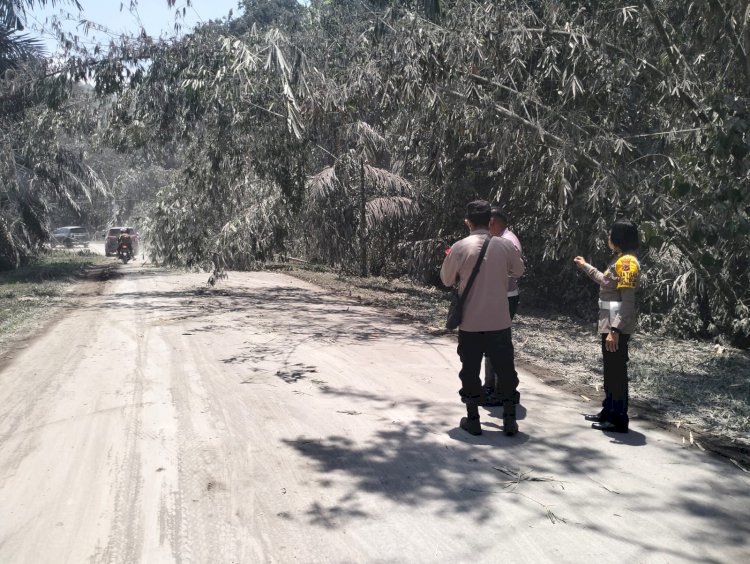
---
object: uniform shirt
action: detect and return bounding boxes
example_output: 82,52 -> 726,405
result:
579,254 -> 640,334
441,229 -> 525,332
499,228 -> 522,295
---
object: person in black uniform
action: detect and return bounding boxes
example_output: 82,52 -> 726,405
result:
574,219 -> 640,433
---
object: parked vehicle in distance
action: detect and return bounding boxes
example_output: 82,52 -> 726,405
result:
51,226 -> 90,248
105,227 -> 139,256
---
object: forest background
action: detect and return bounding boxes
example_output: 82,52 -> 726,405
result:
2,0 -> 750,349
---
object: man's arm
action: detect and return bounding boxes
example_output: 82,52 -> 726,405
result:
440,245 -> 459,287
506,241 -> 525,279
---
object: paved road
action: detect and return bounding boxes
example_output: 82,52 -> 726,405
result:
0,267 -> 748,563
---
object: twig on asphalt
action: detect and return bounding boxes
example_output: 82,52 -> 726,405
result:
493,465 -> 559,490
586,475 -> 621,495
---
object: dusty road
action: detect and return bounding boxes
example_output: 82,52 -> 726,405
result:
0,266 -> 748,563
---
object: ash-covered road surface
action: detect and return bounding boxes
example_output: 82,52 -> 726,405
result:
0,267 -> 748,563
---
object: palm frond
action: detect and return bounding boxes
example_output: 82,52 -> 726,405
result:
0,0 -> 27,30
344,120 -> 387,161
0,27 -> 43,72
364,164 -> 413,197
365,196 -> 417,227
307,166 -> 341,202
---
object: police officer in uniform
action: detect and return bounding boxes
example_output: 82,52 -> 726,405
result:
441,200 -> 525,436
574,219 -> 640,433
484,207 -> 523,406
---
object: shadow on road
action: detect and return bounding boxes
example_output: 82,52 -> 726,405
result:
75,268 -> 750,560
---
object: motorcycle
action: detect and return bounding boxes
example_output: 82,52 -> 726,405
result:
117,242 -> 133,264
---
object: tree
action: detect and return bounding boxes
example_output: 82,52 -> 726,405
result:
65,0 -> 749,344
0,0 -> 106,268
107,21 -> 312,267
307,122 -> 416,276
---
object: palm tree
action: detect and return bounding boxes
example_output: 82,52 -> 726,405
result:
0,0 -> 100,269
307,121 -> 417,276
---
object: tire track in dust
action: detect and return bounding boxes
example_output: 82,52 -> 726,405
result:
96,304 -> 147,564
169,335 -> 240,563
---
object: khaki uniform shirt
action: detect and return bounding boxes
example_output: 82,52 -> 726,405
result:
579,254 -> 641,334
499,229 -> 522,296
440,229 -> 525,332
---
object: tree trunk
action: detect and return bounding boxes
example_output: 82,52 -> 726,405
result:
743,2 -> 750,87
359,159 -> 368,277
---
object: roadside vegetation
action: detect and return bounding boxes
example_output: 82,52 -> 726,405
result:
3,0 -> 749,347
0,250 -> 105,344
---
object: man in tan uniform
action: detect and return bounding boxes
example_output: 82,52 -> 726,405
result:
484,207 -> 523,406
441,200 -> 525,436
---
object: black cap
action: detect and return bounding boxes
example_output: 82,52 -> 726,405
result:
466,200 -> 491,217
490,206 -> 508,222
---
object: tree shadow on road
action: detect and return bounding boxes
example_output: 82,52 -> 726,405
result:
283,383 -> 750,562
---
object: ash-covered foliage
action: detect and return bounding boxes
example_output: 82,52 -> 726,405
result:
5,1 -> 750,345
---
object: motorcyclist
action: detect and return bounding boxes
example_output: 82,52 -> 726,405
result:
117,228 -> 133,258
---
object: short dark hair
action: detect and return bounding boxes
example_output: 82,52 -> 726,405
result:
490,207 -> 508,223
610,219 -> 639,252
466,200 -> 491,227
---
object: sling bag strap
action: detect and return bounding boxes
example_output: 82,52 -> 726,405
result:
459,235 -> 491,306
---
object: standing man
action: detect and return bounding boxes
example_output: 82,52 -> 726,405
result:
441,200 -> 525,436
484,207 -> 523,405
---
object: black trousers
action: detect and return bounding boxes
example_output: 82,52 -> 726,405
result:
508,295 -> 519,320
601,333 -> 630,425
483,296 -> 519,389
458,328 -> 518,405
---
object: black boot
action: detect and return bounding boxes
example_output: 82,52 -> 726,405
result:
592,420 -> 628,433
584,410 -> 610,422
460,404 -> 482,435
484,392 -> 503,407
486,389 -> 520,407
502,401 -> 518,436
460,416 -> 482,435
593,400 -> 628,432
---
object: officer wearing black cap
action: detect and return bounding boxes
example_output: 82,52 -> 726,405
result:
441,200 -> 525,436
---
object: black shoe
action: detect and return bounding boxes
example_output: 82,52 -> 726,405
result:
592,421 -> 628,433
460,416 -> 482,436
503,415 -> 518,436
584,411 -> 609,422
484,393 -> 503,407
485,390 -> 520,407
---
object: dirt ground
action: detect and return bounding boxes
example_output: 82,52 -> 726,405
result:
286,269 -> 750,467
0,266 -> 749,563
